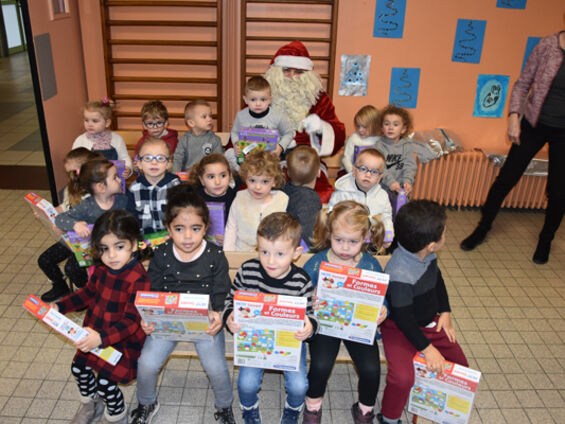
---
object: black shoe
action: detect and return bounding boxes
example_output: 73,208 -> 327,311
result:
214,406 -> 236,424
460,226 -> 489,251
533,240 -> 551,264
130,401 -> 159,424
40,285 -> 71,303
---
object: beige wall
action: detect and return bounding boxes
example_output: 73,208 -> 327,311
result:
77,1 -> 564,154
333,0 -> 564,154
28,0 -> 87,192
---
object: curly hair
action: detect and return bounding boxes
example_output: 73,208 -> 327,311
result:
239,150 -> 285,189
378,104 -> 414,137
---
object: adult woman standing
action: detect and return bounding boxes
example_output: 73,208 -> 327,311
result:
461,31 -> 565,264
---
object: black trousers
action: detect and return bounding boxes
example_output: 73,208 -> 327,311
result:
306,333 -> 381,406
37,242 -> 88,289
480,120 -> 565,242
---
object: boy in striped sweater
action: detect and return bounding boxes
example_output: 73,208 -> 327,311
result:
223,212 -> 318,424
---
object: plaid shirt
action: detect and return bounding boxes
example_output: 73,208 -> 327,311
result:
57,260 -> 151,383
127,172 -> 180,234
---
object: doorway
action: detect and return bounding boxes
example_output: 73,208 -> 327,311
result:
0,0 -> 49,189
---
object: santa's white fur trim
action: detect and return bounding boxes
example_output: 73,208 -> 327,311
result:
273,55 -> 314,71
310,120 -> 334,157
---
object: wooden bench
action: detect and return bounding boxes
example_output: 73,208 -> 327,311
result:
170,251 -> 390,364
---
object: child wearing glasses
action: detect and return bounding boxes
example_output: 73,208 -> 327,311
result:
328,148 -> 393,248
127,137 -> 181,235
133,100 -> 179,160
173,100 -> 223,172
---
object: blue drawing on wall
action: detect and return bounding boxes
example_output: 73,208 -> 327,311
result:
339,55 -> 371,96
389,68 -> 420,109
373,0 -> 406,38
452,19 -> 486,64
521,37 -> 541,70
496,0 -> 527,9
473,74 -> 509,118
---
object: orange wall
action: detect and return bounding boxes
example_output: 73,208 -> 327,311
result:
28,0 -> 88,192
333,0 -> 564,155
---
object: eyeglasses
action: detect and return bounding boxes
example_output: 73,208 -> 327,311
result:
139,154 -> 169,163
144,121 -> 165,129
355,165 -> 383,177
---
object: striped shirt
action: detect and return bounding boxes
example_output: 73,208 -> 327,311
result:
222,258 -> 318,335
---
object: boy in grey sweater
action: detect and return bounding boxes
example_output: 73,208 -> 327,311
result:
173,100 -> 223,172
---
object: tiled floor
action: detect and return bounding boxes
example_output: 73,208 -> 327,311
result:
0,190 -> 563,423
0,52 -> 44,166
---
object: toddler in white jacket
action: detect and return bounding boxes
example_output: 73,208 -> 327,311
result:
329,148 -> 393,248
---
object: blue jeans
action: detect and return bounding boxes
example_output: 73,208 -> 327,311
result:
136,331 -> 233,408
238,343 -> 308,408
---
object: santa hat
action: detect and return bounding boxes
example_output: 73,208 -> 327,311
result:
270,40 -> 314,71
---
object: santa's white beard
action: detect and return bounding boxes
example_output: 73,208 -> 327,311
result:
264,66 -> 323,132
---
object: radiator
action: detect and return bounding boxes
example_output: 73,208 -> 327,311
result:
411,151 -> 548,209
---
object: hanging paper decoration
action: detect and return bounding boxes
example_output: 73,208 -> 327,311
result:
496,0 -> 527,9
373,0 -> 406,38
338,55 -> 371,96
452,19 -> 487,64
473,74 -> 509,118
389,68 -> 420,109
521,37 -> 541,70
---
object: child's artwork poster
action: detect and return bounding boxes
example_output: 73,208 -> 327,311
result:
135,292 -> 211,341
408,354 -> 481,424
24,192 -> 61,241
473,74 -> 509,118
496,0 -> 527,9
373,0 -> 406,38
110,160 -> 126,193
521,36 -> 541,71
233,291 -> 306,372
22,294 -> 122,365
389,68 -> 420,109
315,261 -> 388,345
237,127 -> 278,163
206,202 -> 225,246
61,225 -> 94,267
339,55 -> 371,97
452,19 -> 487,64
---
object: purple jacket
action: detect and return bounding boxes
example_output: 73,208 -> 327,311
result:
509,32 -> 564,127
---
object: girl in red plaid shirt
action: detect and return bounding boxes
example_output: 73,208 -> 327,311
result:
53,210 -> 151,424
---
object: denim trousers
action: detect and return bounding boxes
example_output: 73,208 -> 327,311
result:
136,330 -> 233,408
238,343 -> 308,408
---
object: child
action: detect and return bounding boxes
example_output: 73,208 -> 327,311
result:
38,148 -> 100,302
72,99 -> 132,177
378,200 -> 468,424
231,75 -> 293,157
302,200 -> 387,424
223,212 -> 317,424
172,100 -> 223,172
283,145 -> 321,250
223,150 -> 288,251
127,137 -> 181,235
131,184 -> 235,424
329,148 -> 394,247
187,153 -> 242,246
342,105 -> 380,173
54,209 -> 151,424
55,158 -> 129,238
133,100 -> 179,160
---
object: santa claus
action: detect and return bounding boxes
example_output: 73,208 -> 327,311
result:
265,41 -> 345,201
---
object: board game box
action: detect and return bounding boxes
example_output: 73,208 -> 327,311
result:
233,291 -> 306,372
